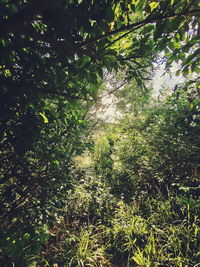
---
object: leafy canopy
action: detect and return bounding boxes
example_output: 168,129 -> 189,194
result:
0,0 -> 199,264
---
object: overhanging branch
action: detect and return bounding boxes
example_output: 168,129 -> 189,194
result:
80,9 -> 200,48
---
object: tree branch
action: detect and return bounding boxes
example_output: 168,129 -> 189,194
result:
80,9 -> 200,48
101,81 -> 127,98
96,24 -> 143,58
44,90 -> 88,101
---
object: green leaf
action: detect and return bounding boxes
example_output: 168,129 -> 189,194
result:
189,102 -> 194,110
185,48 -> 200,64
90,73 -> 98,85
149,2 -> 159,11
166,56 -> 174,68
1,39 -> 6,47
39,112 -> 49,124
4,69 -> 11,77
27,261 -> 37,267
142,24 -> 154,35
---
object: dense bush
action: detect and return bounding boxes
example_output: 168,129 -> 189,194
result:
111,88 -> 200,202
35,88 -> 200,266
1,0 -> 199,265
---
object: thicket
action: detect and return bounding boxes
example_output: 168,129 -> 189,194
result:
0,0 -> 199,266
36,87 -> 200,266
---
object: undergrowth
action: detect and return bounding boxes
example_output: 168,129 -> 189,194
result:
37,172 -> 200,267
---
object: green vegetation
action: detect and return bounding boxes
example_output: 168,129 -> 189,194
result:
0,0 -> 199,266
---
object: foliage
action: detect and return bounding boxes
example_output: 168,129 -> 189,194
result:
0,0 -> 200,265
0,224 -> 49,266
38,190 -> 200,266
36,166 -> 117,266
111,87 -> 200,202
36,85 -> 200,266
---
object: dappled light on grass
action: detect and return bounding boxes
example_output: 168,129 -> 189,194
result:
0,0 -> 199,265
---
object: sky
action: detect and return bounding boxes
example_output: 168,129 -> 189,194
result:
152,62 -> 185,97
99,62 -> 185,121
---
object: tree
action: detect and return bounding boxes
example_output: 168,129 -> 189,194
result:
0,0 -> 199,264
110,85 -> 200,202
